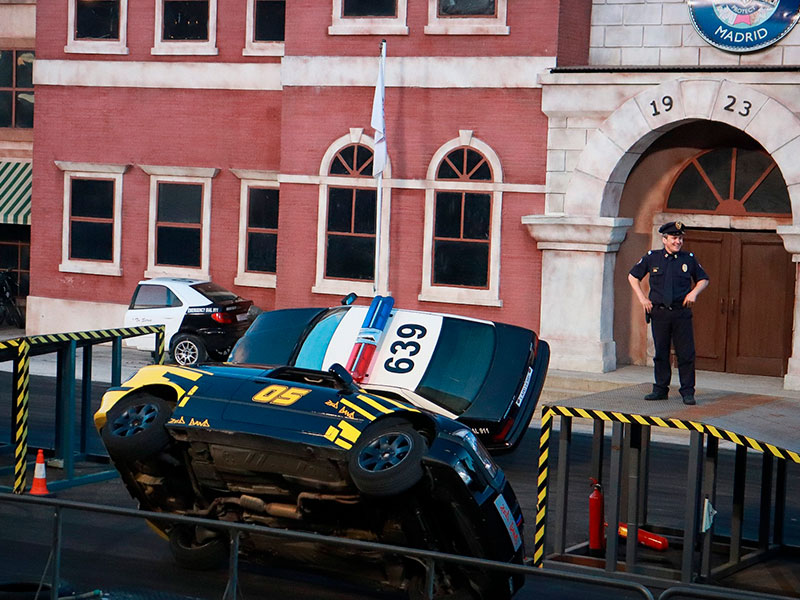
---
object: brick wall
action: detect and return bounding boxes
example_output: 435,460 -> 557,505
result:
590,0 -> 800,66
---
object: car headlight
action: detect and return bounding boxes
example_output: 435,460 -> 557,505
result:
453,429 -> 498,479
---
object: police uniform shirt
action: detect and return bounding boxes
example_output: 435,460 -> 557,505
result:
629,249 -> 709,307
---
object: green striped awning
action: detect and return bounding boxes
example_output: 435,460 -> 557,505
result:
0,161 -> 32,225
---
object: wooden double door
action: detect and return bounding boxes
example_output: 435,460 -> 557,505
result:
685,230 -> 794,377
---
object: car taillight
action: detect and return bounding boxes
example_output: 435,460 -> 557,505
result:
212,312 -> 236,324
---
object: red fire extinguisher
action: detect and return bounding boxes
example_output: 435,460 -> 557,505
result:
589,478 -> 605,556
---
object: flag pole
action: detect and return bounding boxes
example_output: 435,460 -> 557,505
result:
371,40 -> 387,294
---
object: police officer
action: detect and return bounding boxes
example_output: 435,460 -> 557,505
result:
628,221 -> 709,405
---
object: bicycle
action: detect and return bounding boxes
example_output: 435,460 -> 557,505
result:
0,269 -> 25,329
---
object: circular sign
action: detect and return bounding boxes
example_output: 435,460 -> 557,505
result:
688,0 -> 800,53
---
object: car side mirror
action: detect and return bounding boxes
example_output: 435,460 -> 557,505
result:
341,293 -> 357,306
328,363 -> 358,394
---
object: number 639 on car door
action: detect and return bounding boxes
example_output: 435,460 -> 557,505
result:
369,312 -> 443,388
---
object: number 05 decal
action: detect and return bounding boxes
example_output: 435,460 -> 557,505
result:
253,385 -> 311,406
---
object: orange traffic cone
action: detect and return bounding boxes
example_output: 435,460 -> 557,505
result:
29,449 -> 50,496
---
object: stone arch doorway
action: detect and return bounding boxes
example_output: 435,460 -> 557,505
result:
526,77 -> 800,387
614,121 -> 794,377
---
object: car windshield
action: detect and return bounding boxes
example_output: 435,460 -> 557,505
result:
192,282 -> 239,303
295,308 -> 347,369
415,318 -> 494,414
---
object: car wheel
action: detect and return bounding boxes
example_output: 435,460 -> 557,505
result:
348,417 -> 426,497
172,334 -> 207,366
169,526 -> 229,571
101,393 -> 172,462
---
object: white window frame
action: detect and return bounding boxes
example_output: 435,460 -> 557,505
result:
152,0 -> 218,56
232,169 -> 279,288
140,165 -> 218,279
244,0 -> 285,56
313,128 -> 392,298
66,0 -> 129,55
420,130 -> 503,307
56,161 -> 128,276
328,0 -> 409,36
424,0 -> 508,35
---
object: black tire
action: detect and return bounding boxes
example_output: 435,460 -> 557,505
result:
101,393 -> 172,462
171,334 -> 207,366
348,417 -> 426,497
169,525 -> 229,571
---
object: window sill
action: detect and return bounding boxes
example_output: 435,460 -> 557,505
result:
328,23 -> 409,36
151,44 -> 219,56
235,272 -> 277,288
312,279 -> 386,299
59,261 -> 122,277
65,42 -> 129,55
243,42 -> 285,56
418,287 -> 502,307
145,266 -> 209,280
424,22 -> 509,35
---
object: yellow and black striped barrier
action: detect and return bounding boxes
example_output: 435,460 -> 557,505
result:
3,325 -> 165,494
532,403 -> 800,567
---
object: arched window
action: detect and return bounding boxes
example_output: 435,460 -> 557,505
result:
421,131 -> 502,307
667,148 -> 790,216
325,143 -> 377,281
433,147 -> 492,287
313,129 -> 390,297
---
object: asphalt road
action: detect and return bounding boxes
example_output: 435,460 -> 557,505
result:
0,369 -> 798,599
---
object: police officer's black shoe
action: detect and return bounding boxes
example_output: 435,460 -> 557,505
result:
644,391 -> 668,401
682,395 -> 696,405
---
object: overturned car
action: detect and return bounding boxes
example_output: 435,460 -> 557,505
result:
94,361 -> 526,598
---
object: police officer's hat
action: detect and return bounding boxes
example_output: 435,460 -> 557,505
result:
659,221 -> 685,236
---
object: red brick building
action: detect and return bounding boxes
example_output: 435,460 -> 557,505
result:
30,1 -> 588,339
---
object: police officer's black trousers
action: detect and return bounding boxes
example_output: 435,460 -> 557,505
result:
650,306 -> 696,398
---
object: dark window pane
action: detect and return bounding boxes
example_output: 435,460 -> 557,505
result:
0,51 -> 11,87
471,160 -> 492,180
0,92 -> 11,128
156,226 -> 201,266
463,193 -> 490,239
18,272 -> 29,296
76,0 -> 120,39
328,188 -> 353,233
437,159 -> 459,180
157,183 -> 202,223
434,240 -> 488,287
439,0 -> 495,16
696,149 -> 731,200
326,235 -> 374,280
15,92 -> 33,128
667,166 -> 718,212
734,149 -> 773,200
339,146 -> 356,171
247,232 -> 277,272
20,243 -> 29,270
255,0 -> 285,41
330,155 -> 349,175
0,244 -> 16,269
343,0 -> 396,17
248,188 -> 279,228
15,52 -> 34,88
435,192 -> 462,238
71,179 -> 114,218
746,168 -> 791,214
163,1 -> 209,40
447,149 -> 465,175
356,145 -> 373,173
353,189 -> 376,234
71,222 -> 113,260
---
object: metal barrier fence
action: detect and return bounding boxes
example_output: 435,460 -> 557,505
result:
0,492 -> 656,600
0,326 -> 165,494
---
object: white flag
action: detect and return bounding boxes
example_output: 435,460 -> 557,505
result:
371,41 -> 387,177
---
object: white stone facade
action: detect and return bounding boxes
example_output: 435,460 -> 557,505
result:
590,0 -> 800,66
528,70 -> 800,387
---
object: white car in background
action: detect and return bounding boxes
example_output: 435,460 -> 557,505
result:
124,277 -> 254,365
